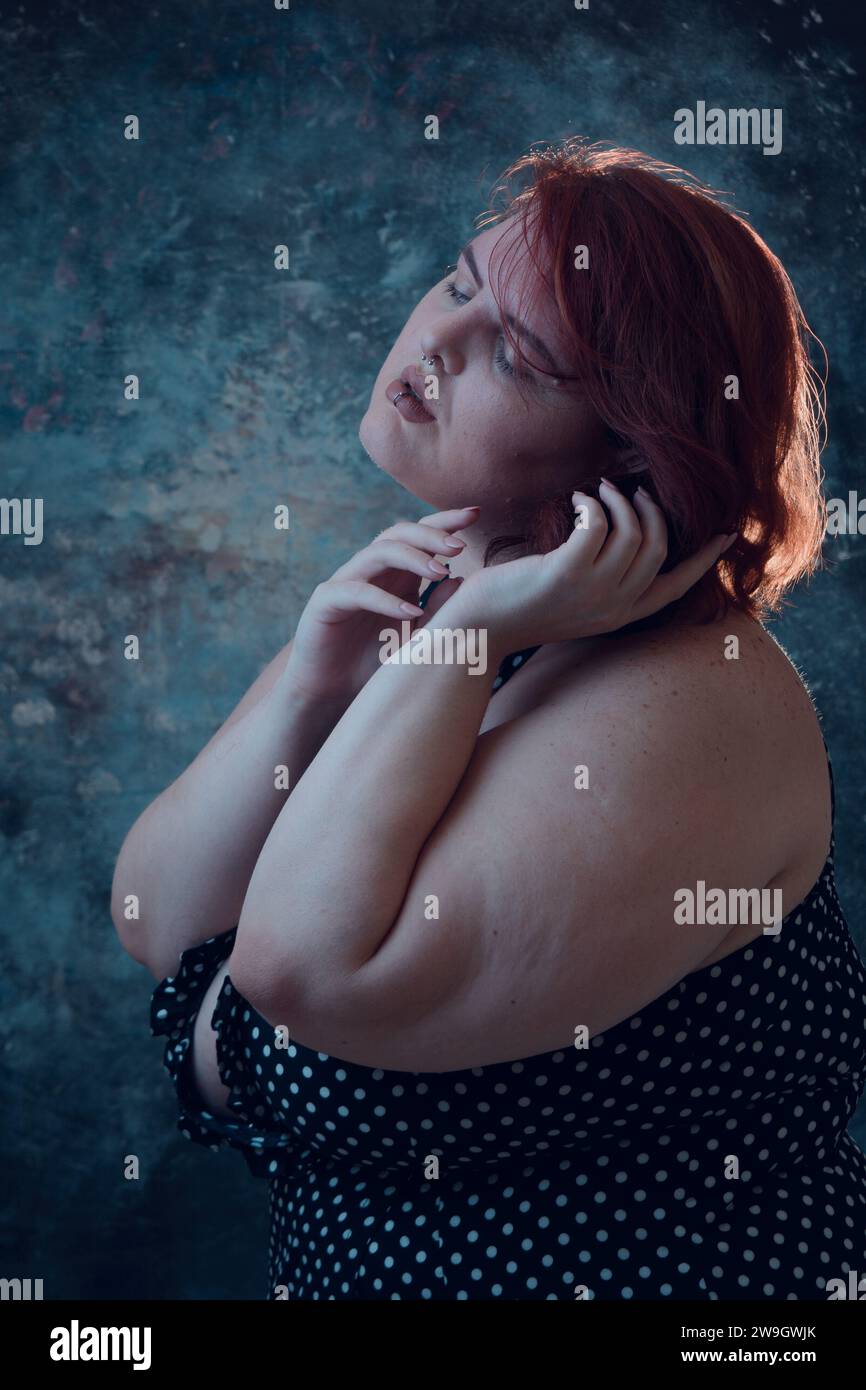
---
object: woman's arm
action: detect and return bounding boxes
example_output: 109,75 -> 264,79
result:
227,488 -> 743,1069
111,641 -> 350,981
112,506 -> 475,981
227,585 -> 764,1071
230,597 -> 508,996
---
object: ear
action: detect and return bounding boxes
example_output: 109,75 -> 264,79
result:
616,446 -> 648,476
603,427 -> 648,478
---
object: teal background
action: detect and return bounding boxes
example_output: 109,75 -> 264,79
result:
1,0 -> 864,1298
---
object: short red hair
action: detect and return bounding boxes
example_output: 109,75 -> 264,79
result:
477,139 -> 827,625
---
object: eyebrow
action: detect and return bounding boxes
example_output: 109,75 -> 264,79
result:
459,241 -> 562,376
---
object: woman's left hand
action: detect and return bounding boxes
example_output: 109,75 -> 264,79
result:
451,480 -> 737,652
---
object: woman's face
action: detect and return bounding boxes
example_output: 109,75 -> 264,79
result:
359,217 -> 610,519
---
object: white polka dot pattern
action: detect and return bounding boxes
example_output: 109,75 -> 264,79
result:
150,638 -> 866,1300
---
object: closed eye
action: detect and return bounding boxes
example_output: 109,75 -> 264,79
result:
445,245 -> 567,385
442,279 -> 470,307
442,277 -> 515,376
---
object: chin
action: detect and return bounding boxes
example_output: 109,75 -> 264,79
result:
359,402 -> 427,493
359,392 -> 480,512
358,402 -> 396,474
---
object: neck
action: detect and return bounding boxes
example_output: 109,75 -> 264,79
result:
444,507 -> 534,581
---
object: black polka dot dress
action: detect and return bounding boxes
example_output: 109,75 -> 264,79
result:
151,635 -> 866,1301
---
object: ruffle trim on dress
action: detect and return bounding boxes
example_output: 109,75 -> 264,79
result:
150,927 -> 296,1179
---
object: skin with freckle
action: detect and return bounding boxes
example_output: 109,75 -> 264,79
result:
359,217 -> 612,530
127,142 -> 864,1305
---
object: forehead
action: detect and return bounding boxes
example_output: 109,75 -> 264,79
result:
466,218 -> 569,365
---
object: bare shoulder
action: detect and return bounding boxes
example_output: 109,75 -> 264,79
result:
292,604 -> 834,1068
619,609 -> 826,785
537,606 -> 832,893
486,601 -> 831,890
243,605 -> 834,1070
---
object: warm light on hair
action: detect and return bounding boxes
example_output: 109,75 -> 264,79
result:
477,138 -> 828,626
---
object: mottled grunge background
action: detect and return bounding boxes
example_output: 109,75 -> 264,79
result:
1,0 -> 864,1298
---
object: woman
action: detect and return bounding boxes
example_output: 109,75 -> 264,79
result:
114,140 -> 866,1301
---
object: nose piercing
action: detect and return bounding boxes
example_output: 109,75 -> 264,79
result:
393,353 -> 436,404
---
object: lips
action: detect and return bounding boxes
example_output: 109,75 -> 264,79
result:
385,362 -> 437,424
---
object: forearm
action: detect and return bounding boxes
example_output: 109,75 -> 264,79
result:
112,666 -> 350,979
232,606 -> 508,1004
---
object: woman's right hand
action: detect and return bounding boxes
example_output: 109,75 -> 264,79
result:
283,506 -> 481,702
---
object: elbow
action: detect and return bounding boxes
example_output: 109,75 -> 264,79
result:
110,849 -> 134,948
109,789 -> 175,963
229,930 -> 398,1049
110,798 -> 176,976
110,840 -> 160,972
228,927 -> 316,1032
226,931 -> 280,1017
111,866 -> 146,966
111,893 -> 174,981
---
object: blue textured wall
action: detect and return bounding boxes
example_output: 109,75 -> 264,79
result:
1,0 -> 864,1298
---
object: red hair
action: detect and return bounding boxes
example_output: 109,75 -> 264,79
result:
476,139 -> 827,625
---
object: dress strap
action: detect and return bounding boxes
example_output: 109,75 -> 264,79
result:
417,577 -> 445,612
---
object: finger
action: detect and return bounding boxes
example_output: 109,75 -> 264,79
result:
375,521 -> 467,556
627,534 -> 734,622
594,479 -> 643,576
415,506 -> 481,530
313,579 -> 424,622
560,491 -> 608,564
334,539 -> 452,584
620,487 -> 669,593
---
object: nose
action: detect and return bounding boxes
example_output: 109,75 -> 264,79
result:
419,339 -> 464,378
420,322 -> 466,376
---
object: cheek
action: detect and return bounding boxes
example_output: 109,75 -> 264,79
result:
458,398 -> 604,492
464,390 -> 588,452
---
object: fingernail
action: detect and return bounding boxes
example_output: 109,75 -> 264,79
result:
636,485 -> 650,499
429,559 -> 450,575
443,539 -> 464,552
720,532 -> 738,552
599,477 -> 617,490
464,505 -> 481,513
400,601 -> 424,615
